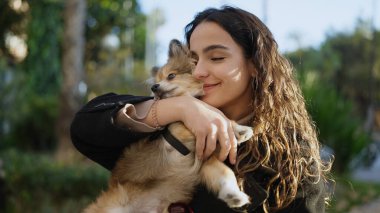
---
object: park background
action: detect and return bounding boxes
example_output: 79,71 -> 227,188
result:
1,0 -> 380,212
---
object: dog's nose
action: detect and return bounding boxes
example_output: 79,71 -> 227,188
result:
151,84 -> 160,92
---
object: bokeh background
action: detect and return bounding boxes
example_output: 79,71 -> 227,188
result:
0,0 -> 380,212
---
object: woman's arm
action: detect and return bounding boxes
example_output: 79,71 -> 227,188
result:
70,93 -> 238,170
70,93 -> 155,170
151,96 -> 238,163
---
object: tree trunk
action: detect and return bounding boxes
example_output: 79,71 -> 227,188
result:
55,0 -> 86,162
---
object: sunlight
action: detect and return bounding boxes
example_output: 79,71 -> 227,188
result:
5,33 -> 27,62
9,0 -> 29,12
229,67 -> 243,81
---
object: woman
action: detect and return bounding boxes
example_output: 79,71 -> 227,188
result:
71,6 -> 332,213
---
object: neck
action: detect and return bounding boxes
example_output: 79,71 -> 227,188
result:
223,106 -> 251,121
220,95 -> 252,121
220,84 -> 253,121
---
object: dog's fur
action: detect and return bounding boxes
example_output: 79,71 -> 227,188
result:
84,40 -> 253,213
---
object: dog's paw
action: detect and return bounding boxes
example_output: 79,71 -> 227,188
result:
233,124 -> 253,144
218,185 -> 250,208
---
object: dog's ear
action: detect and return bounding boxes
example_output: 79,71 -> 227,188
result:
168,39 -> 186,58
145,66 -> 160,86
150,66 -> 160,78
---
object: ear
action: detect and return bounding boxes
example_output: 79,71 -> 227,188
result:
150,66 -> 160,78
168,39 -> 186,58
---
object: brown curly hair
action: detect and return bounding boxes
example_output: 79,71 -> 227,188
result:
185,6 -> 332,212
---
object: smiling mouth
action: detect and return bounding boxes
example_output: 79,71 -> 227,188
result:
203,83 -> 220,91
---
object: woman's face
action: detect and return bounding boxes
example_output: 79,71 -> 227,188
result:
189,21 -> 254,120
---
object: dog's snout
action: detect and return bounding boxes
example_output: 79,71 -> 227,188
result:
151,84 -> 160,92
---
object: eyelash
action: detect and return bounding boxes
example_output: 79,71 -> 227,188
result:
191,57 -> 225,65
211,57 -> 225,61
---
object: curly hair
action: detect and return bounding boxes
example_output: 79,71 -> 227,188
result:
185,6 -> 332,212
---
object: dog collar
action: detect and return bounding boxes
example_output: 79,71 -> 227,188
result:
163,127 -> 191,156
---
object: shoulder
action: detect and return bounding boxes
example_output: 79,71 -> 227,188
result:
79,93 -> 153,113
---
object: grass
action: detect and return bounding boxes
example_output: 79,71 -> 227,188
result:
327,175 -> 380,213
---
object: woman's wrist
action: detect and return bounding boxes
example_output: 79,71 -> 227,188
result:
154,96 -> 188,126
150,99 -> 161,129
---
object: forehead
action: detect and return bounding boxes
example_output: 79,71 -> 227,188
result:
189,21 -> 238,53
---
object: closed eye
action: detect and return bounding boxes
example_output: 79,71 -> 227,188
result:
211,57 -> 225,61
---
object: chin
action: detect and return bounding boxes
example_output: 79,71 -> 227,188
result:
201,95 -> 222,108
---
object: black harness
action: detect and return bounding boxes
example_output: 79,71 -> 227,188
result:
163,127 -> 191,156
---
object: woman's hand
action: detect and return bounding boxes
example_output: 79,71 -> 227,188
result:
177,96 -> 238,164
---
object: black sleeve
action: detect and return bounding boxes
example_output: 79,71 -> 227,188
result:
70,93 -> 154,170
244,165 -> 326,213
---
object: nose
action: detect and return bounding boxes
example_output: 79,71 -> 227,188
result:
192,61 -> 208,79
151,84 -> 160,92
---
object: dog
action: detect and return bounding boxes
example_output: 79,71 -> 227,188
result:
84,39 -> 253,213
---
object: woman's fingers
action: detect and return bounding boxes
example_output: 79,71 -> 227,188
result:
217,124 -> 231,162
180,96 -> 238,163
195,133 -> 206,160
227,122 -> 238,164
203,124 -> 217,159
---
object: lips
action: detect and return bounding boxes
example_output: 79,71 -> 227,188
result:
203,83 -> 220,93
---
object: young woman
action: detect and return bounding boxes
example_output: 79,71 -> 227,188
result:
71,6 -> 332,213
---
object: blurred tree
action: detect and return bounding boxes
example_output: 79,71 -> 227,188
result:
0,0 -> 27,62
288,20 -> 380,118
285,20 -> 380,172
55,0 -> 86,161
321,20 -> 380,117
0,0 -> 149,153
85,0 -> 150,96
0,0 -> 28,144
301,71 -> 370,172
1,0 -> 63,151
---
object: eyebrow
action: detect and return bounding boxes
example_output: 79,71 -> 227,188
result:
191,44 -> 228,56
203,44 -> 228,53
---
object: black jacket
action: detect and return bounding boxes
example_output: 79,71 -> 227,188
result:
70,93 -> 326,213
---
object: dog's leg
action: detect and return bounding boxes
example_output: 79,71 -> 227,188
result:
232,122 -> 253,144
200,156 -> 250,208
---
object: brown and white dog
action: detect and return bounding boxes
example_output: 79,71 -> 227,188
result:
84,39 -> 253,213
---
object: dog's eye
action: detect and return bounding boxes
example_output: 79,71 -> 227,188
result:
167,73 -> 176,80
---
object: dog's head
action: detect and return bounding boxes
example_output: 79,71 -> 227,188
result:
150,39 -> 204,99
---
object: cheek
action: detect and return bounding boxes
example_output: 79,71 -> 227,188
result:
223,67 -> 251,87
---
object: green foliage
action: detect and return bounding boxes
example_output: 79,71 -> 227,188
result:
321,20 -> 379,116
300,72 -> 370,172
288,20 -> 380,117
22,1 -> 63,96
285,20 -> 379,173
2,94 -> 58,151
1,149 -> 108,212
85,0 -> 149,96
0,0 -> 149,151
0,1 -> 63,151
